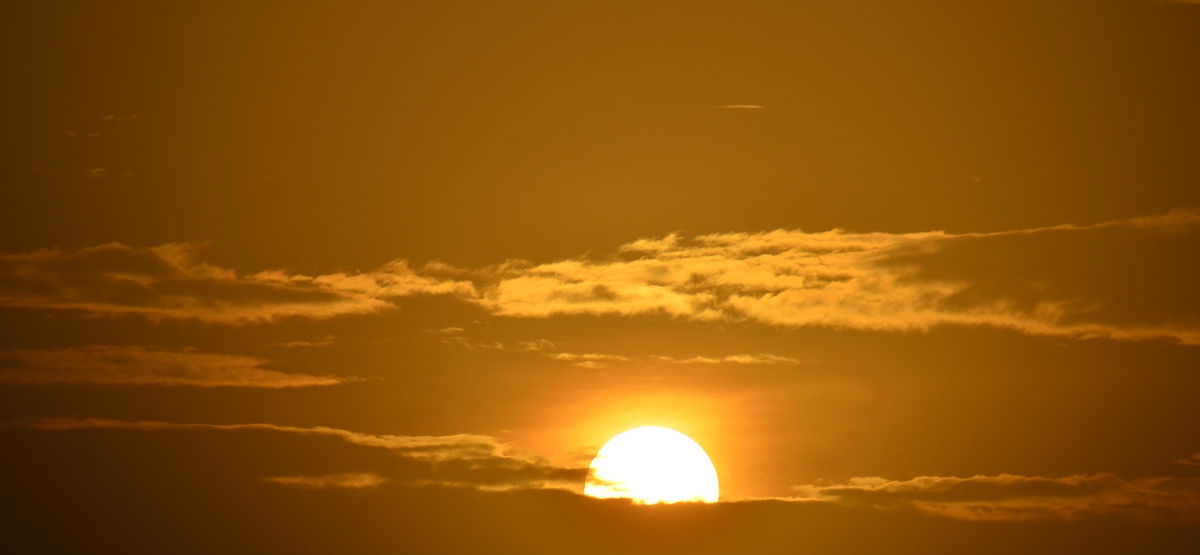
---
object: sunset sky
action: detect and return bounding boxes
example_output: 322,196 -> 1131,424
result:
3,1 -> 1200,553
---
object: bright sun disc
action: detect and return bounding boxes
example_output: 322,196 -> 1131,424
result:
584,426 -> 719,504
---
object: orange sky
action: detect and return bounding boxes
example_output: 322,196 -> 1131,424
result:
2,1 -> 1200,553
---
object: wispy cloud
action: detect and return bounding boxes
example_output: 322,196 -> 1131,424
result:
1177,453 -> 1200,466
437,327 -> 814,368
654,353 -> 801,365
476,209 -> 1200,344
0,346 -> 349,387
264,473 -> 386,489
5,210 -> 1198,343
0,242 -> 474,323
435,331 -> 628,367
516,339 -> 556,352
548,352 -> 628,362
15,418 -> 586,491
789,473 -> 1200,521
438,330 -> 798,367
264,335 -> 336,348
550,352 -> 629,368
18,417 -> 506,456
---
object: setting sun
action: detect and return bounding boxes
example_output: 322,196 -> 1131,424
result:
3,2 -> 1200,553
584,427 -> 719,504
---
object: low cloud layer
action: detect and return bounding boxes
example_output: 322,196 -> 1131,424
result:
17,418 -> 586,491
478,209 -> 1200,344
0,242 -> 474,323
10,419 -> 1200,521
0,346 -> 347,387
790,473 -> 1200,521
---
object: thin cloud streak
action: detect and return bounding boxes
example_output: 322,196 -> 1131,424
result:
787,473 -> 1200,521
550,352 -> 629,369
436,331 -> 800,366
654,353 -> 801,365
549,353 -> 629,362
435,332 -> 629,367
1177,453 -> 1200,466
0,346 -> 348,387
265,335 -> 337,348
14,417 -> 587,491
264,473 -> 387,489
0,242 -> 474,323
17,417 -> 508,457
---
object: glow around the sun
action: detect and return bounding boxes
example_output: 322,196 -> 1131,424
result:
584,426 -> 719,504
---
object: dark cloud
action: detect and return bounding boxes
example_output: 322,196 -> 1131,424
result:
263,335 -> 337,348
0,242 -> 475,323
791,473 -> 1200,521
0,345 -> 348,387
1177,453 -> 1200,466
876,209 -> 1200,343
264,472 -> 386,489
13,417 -> 586,491
15,418 -> 1200,523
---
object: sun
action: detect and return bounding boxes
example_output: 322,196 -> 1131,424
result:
584,426 -> 719,504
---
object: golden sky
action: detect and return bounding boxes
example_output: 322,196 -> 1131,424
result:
2,1 -> 1200,553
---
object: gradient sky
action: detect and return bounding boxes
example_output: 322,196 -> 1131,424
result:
3,1 -> 1200,553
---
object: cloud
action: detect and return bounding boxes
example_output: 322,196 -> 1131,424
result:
1177,453 -> 1200,466
548,353 -> 628,362
265,335 -> 337,348
654,353 -> 801,365
0,242 -> 475,323
264,473 -> 386,489
789,473 -> 1200,521
19,417 -> 505,456
476,209 -> 1200,344
6,210 -> 1198,343
0,345 -> 349,387
517,339 -> 556,351
434,332 -> 628,367
11,420 -> 1200,524
438,331 -> 800,367
714,105 -> 766,109
549,353 -> 629,368
15,417 -> 586,491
